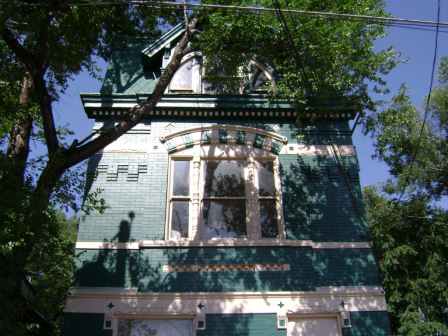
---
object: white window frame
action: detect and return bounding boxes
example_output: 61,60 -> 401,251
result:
166,144 -> 285,242
165,157 -> 194,240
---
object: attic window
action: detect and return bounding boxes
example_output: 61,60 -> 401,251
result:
169,56 -> 202,93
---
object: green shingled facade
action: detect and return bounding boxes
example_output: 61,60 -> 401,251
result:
64,25 -> 390,336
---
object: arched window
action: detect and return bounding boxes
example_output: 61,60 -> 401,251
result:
162,125 -> 287,242
169,53 -> 202,93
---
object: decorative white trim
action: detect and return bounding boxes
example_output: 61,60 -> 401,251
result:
279,144 -> 355,156
160,124 -> 287,144
312,242 -> 371,249
76,242 -> 140,250
75,240 -> 371,250
65,288 -> 387,315
69,286 -> 385,297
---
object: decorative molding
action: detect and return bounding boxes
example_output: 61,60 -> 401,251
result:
161,124 -> 287,144
312,242 -> 371,249
65,287 -> 388,315
279,144 -> 356,156
75,240 -> 371,250
160,124 -> 287,155
80,94 -> 357,121
69,286 -> 385,298
89,164 -> 148,182
161,263 -> 290,273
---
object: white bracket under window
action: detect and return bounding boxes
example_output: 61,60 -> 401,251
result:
341,311 -> 352,328
339,301 -> 352,328
277,315 -> 287,329
196,316 -> 206,330
103,313 -> 113,330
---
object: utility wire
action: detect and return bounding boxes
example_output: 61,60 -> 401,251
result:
4,0 -> 448,30
272,0 -> 311,95
398,0 -> 441,201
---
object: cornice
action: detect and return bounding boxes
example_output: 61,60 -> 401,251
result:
75,240 -> 372,250
80,93 -> 357,121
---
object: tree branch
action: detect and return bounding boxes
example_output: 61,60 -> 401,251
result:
33,73 -> 59,155
1,26 -> 36,71
2,21 -> 58,154
62,18 -> 199,169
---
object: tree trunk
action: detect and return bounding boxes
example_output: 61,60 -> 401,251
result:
6,73 -> 33,186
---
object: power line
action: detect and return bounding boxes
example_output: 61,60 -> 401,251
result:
4,0 -> 448,30
398,0 -> 441,201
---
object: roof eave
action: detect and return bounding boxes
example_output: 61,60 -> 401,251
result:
80,93 -> 359,121
141,23 -> 185,59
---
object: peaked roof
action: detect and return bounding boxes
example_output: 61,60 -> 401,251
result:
141,23 -> 185,59
83,24 -> 360,121
99,24 -> 185,96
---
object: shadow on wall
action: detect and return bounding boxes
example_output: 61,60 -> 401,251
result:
75,211 -> 135,287
100,42 -> 159,95
280,147 -> 368,242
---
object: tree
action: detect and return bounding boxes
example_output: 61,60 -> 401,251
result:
364,59 -> 448,334
199,0 -> 396,112
0,3 -> 189,333
0,1 -> 395,333
364,187 -> 448,335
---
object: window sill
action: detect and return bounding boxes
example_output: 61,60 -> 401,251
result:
74,240 -> 372,249
139,239 -> 371,248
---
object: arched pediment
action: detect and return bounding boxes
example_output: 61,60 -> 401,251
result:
160,125 -> 288,154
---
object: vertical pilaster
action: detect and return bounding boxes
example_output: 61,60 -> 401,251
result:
190,156 -> 201,240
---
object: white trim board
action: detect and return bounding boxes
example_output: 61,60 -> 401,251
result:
65,288 -> 387,315
75,240 -> 371,250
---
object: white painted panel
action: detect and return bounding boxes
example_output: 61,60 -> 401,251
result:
170,59 -> 194,91
288,317 -> 340,336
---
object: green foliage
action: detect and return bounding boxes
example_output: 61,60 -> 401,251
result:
0,2 -> 169,96
364,187 -> 448,334
365,59 -> 448,334
197,0 -> 396,110
0,3 -> 180,333
0,173 -> 77,335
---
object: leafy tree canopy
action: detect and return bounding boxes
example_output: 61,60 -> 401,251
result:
364,57 -> 448,334
197,0 -> 396,111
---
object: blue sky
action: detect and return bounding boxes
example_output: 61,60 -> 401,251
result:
50,0 -> 448,190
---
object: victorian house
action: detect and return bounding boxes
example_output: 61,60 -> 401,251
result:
63,24 -> 390,336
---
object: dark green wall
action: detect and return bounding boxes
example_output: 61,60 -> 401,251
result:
79,151 -> 168,242
74,247 -> 381,291
280,154 -> 367,242
343,311 -> 391,336
198,313 -> 285,336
